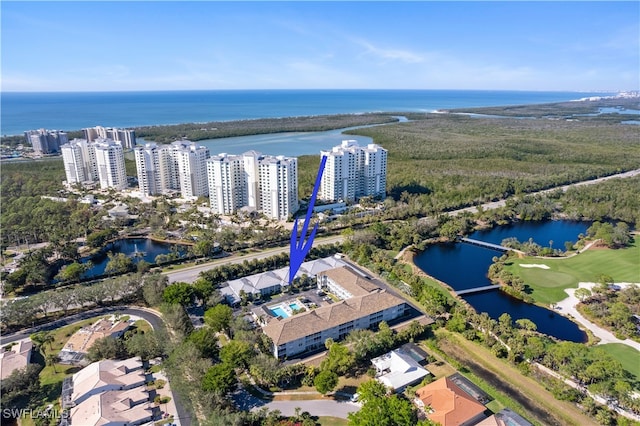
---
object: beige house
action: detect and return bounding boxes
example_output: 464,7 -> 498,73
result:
68,358 -> 145,406
61,318 -> 130,359
263,265 -> 408,358
69,387 -> 153,426
0,339 -> 33,380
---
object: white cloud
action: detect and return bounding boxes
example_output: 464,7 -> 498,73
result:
353,38 -> 425,64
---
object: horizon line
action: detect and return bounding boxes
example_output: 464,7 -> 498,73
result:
2,88 -> 626,94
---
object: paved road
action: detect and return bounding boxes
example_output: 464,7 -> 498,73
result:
164,234 -> 344,283
448,168 -> 640,217
0,306 -> 164,345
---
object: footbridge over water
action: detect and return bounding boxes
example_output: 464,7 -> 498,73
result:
455,285 -> 502,296
459,237 -> 511,252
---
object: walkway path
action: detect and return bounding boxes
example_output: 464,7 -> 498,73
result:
556,282 -> 640,351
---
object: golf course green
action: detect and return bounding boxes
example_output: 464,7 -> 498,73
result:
504,240 -> 639,305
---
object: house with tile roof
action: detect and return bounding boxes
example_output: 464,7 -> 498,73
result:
0,339 -> 33,380
69,358 -> 145,407
69,387 -> 153,426
415,376 -> 487,426
262,265 -> 408,358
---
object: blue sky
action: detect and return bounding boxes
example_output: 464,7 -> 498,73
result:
2,1 -> 638,92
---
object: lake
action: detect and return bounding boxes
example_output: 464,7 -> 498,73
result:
80,238 -> 188,278
414,220 -> 591,342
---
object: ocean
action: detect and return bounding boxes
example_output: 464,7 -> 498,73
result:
0,89 -> 612,137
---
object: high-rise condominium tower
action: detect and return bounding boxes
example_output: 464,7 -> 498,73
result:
25,129 -> 68,155
61,138 -> 97,185
207,151 -> 298,220
94,139 -> 127,190
83,126 -> 136,149
134,143 -> 164,196
172,141 -> 210,198
61,138 -> 125,190
319,140 -> 387,202
133,140 -> 210,198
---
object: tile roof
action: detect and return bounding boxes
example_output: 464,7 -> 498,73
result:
319,266 -> 380,296
69,388 -> 152,426
262,288 -> 405,346
415,377 -> 487,426
0,339 -> 33,380
71,358 -> 144,404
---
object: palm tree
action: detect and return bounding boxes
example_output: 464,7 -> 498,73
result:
43,332 -> 55,351
46,353 -> 59,373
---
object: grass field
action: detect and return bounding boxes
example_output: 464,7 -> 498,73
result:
504,240 -> 640,305
434,329 -> 597,426
599,343 -> 640,382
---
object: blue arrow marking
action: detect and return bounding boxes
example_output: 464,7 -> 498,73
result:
289,155 -> 327,284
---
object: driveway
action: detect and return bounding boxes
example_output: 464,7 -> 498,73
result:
232,388 -> 360,419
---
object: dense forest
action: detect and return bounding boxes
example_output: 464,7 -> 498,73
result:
299,112 -> 639,213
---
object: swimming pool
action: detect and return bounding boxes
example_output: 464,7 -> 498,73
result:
271,306 -> 289,318
289,302 -> 302,311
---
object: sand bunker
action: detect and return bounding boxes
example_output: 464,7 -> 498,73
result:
519,264 -> 550,269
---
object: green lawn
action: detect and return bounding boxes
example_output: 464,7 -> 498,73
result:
599,344 -> 640,382
504,240 -> 640,305
318,418 -> 349,426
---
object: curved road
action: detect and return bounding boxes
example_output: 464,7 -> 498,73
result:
0,306 -> 164,345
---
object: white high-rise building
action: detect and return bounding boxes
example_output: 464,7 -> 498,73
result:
158,144 -> 181,192
94,138 -> 127,190
25,129 -> 68,155
83,126 -> 136,149
61,139 -> 94,184
134,143 -> 164,196
360,143 -> 387,198
172,141 -> 210,198
207,153 -> 245,214
206,151 -> 299,220
258,156 -> 299,220
243,151 -> 261,210
132,140 -> 211,198
319,140 -> 387,202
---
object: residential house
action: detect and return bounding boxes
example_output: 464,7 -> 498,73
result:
0,339 -> 33,380
371,347 -> 430,392
415,376 -> 487,426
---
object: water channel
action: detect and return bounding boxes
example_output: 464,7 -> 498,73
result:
414,220 -> 591,342
138,116 -> 408,157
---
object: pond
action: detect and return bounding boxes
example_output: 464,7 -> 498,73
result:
80,238 -> 189,278
414,220 -> 591,342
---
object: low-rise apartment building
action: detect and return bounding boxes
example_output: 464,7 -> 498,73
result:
262,265 -> 408,359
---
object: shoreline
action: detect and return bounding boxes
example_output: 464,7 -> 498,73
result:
3,90 -> 633,138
